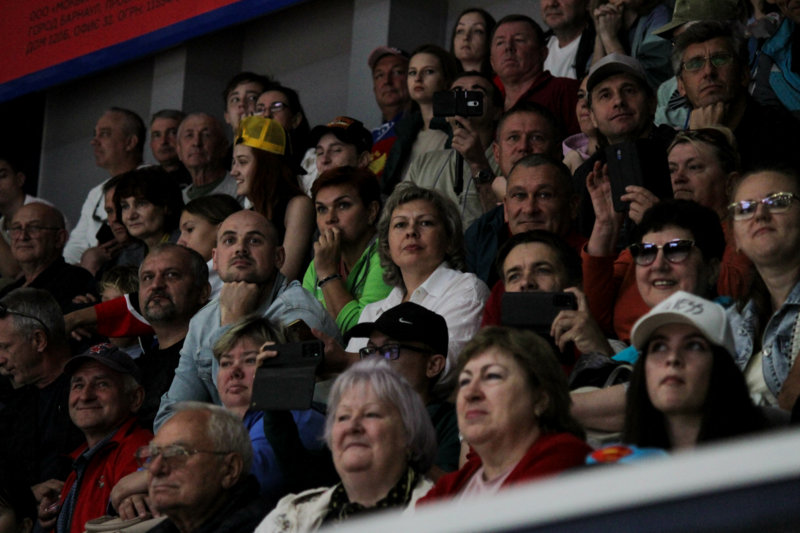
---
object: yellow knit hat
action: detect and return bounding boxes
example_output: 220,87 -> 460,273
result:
235,116 -> 286,155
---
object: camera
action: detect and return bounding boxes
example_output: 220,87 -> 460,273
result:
433,90 -> 484,118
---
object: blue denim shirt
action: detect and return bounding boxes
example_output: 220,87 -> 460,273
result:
153,274 -> 342,432
727,280 -> 800,398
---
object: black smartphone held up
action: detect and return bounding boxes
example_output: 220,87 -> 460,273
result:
604,139 -> 673,213
501,292 -> 578,364
251,340 -> 324,411
433,90 -> 484,118
95,223 -> 115,245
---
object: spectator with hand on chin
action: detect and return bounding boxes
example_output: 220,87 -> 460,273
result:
303,166 -> 391,334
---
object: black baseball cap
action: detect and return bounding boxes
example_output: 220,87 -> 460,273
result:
309,116 -> 373,154
64,343 -> 142,384
346,302 -> 448,356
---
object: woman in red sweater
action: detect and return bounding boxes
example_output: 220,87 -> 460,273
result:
418,327 -> 590,503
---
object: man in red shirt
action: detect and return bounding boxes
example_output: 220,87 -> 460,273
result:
38,344 -> 152,533
490,14 -> 581,138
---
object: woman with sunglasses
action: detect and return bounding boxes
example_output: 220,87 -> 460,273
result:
582,131 -> 743,343
727,169 -> 800,411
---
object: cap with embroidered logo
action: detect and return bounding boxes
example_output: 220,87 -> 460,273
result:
63,343 -> 142,384
346,302 -> 448,356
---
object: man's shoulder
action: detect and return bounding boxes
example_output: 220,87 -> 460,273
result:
187,300 -> 221,331
466,205 -> 505,238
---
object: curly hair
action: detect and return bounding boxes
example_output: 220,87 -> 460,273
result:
377,182 -> 466,289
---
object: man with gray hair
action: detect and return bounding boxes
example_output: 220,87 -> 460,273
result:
150,110 -> 191,187
140,402 -> 271,533
64,107 -> 147,265
37,344 -> 152,533
0,289 -> 85,500
64,244 -> 211,431
177,113 -> 243,204
672,20 -> 799,172
0,203 -> 93,311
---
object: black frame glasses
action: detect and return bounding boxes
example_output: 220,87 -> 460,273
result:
359,343 -> 434,361
682,53 -> 734,72
0,302 -> 50,333
629,239 -> 696,266
135,444 -> 231,469
6,224 -> 62,239
728,192 -> 800,221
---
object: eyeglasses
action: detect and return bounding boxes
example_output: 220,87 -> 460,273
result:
359,343 -> 433,361
728,192 -> 799,221
256,102 -> 290,118
135,444 -> 231,469
0,302 -> 50,333
682,53 -> 734,72
629,239 -> 696,266
7,225 -> 62,239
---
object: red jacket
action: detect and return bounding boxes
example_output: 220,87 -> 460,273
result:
417,432 -> 591,505
59,417 -> 153,533
95,295 -> 154,338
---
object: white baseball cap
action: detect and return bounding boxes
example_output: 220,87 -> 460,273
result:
630,291 -> 736,356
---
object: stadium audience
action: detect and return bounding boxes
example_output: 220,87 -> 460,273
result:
418,327 -> 591,503
727,168 -> 800,411
254,358 -> 435,532
138,403 -> 272,533
177,113 -> 241,203
563,75 -> 601,174
233,116 -> 315,282
310,117 -> 373,185
672,21 -> 800,172
406,71 -> 504,227
177,194 -> 243,298
0,467 -> 37,533
381,44 -> 460,193
368,46 -> 412,178
623,292 -> 768,450
223,72 -> 272,136
450,8 -> 497,76
37,345 -> 151,533
0,203 -> 93,311
541,0 -> 595,80
490,15 -> 581,137
304,166 -> 390,334
97,266 -> 142,357
65,108 -> 146,265
149,110 -> 187,176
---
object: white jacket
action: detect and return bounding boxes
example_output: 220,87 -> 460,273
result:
254,477 -> 433,533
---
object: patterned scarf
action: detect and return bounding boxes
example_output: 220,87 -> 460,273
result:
322,467 -> 418,526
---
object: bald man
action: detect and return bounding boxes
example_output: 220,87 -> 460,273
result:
0,204 -> 92,310
177,113 -> 243,204
153,210 -> 340,431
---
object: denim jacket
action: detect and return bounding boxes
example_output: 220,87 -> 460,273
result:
727,280 -> 800,398
153,273 -> 342,432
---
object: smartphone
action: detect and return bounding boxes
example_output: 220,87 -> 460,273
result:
433,90 -> 484,118
501,292 -> 578,364
95,223 -> 115,245
251,340 -> 324,411
604,139 -> 673,213
287,319 -> 316,343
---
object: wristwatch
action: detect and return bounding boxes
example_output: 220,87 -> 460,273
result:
473,168 -> 494,185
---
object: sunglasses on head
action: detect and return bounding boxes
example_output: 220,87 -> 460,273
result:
628,239 -> 695,266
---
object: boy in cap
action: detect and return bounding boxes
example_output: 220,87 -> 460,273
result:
308,116 -> 374,192
38,344 -> 152,533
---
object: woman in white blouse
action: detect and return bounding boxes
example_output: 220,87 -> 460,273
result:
320,183 -> 489,392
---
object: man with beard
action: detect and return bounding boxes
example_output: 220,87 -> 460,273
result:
153,210 -> 340,430
64,244 -> 211,431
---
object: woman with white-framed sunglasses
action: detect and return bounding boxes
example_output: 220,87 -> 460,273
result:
727,168 -> 800,412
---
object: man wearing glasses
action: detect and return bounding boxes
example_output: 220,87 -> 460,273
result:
37,344 -> 151,533
135,403 -> 271,533
672,20 -> 799,172
0,203 -> 92,311
346,302 -> 459,477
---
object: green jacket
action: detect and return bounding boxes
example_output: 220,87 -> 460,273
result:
302,237 -> 392,334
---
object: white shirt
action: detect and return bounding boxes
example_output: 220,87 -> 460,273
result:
544,34 -> 582,79
346,262 -> 490,391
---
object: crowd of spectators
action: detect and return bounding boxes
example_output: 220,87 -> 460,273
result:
2,1 -> 800,532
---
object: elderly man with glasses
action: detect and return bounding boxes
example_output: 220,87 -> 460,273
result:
0,203 -> 92,311
132,402 -> 272,533
36,344 -> 152,533
673,20 -> 799,172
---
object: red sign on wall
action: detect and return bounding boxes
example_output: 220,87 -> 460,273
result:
0,0 -> 302,102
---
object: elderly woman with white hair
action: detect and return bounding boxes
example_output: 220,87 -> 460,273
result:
254,358 -> 436,533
